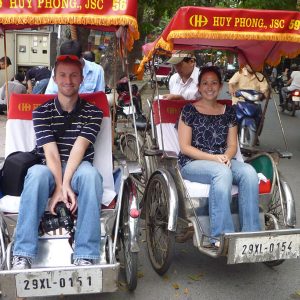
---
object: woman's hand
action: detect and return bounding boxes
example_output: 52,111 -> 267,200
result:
214,154 -> 231,167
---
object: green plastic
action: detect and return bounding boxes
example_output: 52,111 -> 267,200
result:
248,155 -> 273,183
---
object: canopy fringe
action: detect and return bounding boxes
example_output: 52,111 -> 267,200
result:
168,29 -> 300,43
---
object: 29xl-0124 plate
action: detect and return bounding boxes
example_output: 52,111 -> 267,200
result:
227,233 -> 300,264
16,267 -> 102,297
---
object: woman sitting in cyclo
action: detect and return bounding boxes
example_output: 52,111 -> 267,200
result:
177,66 -> 261,247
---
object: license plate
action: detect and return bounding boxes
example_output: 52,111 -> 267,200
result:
16,268 -> 102,297
292,96 -> 300,101
228,234 -> 300,264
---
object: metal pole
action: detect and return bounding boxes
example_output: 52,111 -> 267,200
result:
3,31 -> 9,111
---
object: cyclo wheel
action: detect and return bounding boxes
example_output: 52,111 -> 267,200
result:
264,174 -> 290,267
145,173 -> 175,275
119,179 -> 138,291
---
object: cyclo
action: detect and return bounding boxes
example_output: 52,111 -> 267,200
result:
0,1 -> 142,298
136,6 -> 300,275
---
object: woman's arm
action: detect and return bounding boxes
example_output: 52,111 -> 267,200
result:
224,125 -> 238,161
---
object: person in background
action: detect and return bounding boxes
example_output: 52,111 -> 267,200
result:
228,64 -> 270,104
0,72 -> 26,114
0,56 -> 11,70
26,66 -> 51,94
178,66 -> 260,247
280,64 -> 300,106
12,54 -> 103,270
83,51 -> 96,62
163,51 -> 201,101
45,40 -> 105,94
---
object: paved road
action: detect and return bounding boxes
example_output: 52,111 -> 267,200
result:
2,84 -> 300,300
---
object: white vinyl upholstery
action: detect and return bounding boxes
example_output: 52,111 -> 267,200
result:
156,123 -> 240,198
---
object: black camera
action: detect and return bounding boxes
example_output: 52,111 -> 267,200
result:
39,202 -> 74,234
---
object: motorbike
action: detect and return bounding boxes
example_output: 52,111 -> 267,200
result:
271,74 -> 285,94
235,89 -> 264,148
281,89 -> 300,116
114,76 -> 147,130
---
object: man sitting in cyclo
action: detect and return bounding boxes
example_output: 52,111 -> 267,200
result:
12,55 -> 104,270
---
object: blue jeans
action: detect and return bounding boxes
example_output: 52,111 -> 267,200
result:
13,161 -> 103,260
33,78 -> 49,94
180,159 -> 261,239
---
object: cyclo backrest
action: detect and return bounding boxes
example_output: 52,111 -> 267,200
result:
4,92 -> 115,208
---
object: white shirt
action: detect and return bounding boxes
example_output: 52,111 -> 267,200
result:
168,66 -> 200,100
288,71 -> 300,91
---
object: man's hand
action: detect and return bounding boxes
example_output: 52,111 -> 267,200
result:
48,185 -> 77,214
48,188 -> 64,215
62,184 -> 78,213
162,94 -> 184,100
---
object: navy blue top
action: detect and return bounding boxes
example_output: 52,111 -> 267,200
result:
178,103 -> 237,168
33,98 -> 103,163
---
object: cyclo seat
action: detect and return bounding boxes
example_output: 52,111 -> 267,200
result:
0,92 -> 116,213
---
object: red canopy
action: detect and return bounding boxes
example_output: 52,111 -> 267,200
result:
140,6 -> 300,70
0,0 -> 139,50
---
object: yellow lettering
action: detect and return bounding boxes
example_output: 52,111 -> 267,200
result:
213,17 -> 220,27
62,0 -> 68,8
10,0 -> 17,8
189,15 -> 208,28
270,19 -> 285,29
85,0 -> 103,9
18,103 -> 32,112
226,17 -> 232,26
234,17 -> 264,28
53,0 -> 60,8
98,0 -> 103,9
10,0 -> 25,8
27,0 -> 32,8
44,0 -> 51,8
38,0 -> 44,8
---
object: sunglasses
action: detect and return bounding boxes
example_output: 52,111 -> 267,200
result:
56,55 -> 80,62
182,57 -> 195,63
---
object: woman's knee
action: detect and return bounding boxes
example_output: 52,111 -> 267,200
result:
213,165 -> 232,182
239,163 -> 258,183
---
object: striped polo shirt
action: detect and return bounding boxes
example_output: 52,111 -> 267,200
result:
33,97 -> 103,163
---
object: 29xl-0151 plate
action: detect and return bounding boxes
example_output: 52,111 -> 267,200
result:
16,267 -> 102,297
227,234 -> 300,264
292,96 -> 300,101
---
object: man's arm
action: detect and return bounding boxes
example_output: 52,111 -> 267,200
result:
43,142 -> 64,214
45,70 -> 57,94
94,65 -> 105,92
27,80 -> 33,94
1,83 -> 6,100
60,137 -> 91,213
